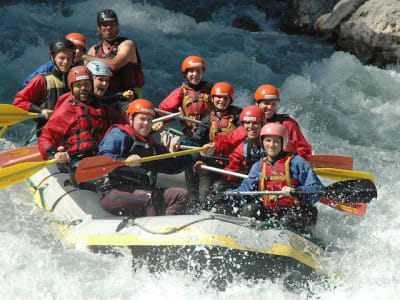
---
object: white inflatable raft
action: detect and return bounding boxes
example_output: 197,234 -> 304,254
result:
27,163 -> 334,281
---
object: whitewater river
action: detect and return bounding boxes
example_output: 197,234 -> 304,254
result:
0,0 -> 399,298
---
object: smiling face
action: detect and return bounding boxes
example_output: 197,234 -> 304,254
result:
257,100 -> 279,121
185,68 -> 204,86
53,50 -> 74,73
93,75 -> 110,97
72,79 -> 92,102
97,21 -> 118,41
243,121 -> 262,140
212,95 -> 231,112
130,113 -> 153,137
262,135 -> 283,160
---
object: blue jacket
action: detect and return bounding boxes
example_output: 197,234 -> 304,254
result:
98,127 -> 193,175
230,154 -> 324,205
20,60 -> 55,90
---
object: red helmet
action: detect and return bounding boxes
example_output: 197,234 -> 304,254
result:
181,56 -> 206,74
254,84 -> 280,102
211,82 -> 234,100
260,123 -> 288,150
67,66 -> 93,89
126,99 -> 155,118
65,32 -> 87,50
239,105 -> 265,123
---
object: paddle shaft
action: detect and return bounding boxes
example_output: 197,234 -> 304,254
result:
140,146 -> 207,163
155,108 -> 202,125
152,112 -> 182,123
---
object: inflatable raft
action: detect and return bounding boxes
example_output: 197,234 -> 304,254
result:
27,162 -> 334,282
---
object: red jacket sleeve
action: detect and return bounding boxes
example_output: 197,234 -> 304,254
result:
13,75 -> 47,113
158,87 -> 184,123
214,126 -> 247,157
283,118 -> 312,160
38,102 -> 77,160
223,142 -> 246,182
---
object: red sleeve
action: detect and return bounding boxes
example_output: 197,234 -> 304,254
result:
13,75 -> 47,112
223,142 -> 246,182
54,92 -> 72,110
158,87 -> 184,123
214,126 -> 247,157
283,118 -> 312,160
38,103 -> 77,160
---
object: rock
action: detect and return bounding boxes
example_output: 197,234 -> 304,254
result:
318,0 -> 367,33
232,16 -> 261,32
280,0 -> 340,34
336,0 -> 400,66
314,13 -> 331,32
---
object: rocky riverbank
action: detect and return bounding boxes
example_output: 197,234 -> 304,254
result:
252,0 -> 400,67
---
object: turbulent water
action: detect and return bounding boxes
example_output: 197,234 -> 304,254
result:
0,0 -> 399,298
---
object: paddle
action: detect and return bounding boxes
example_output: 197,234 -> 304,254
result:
0,126 -> 8,137
313,168 -> 376,183
0,159 -> 56,189
200,165 -> 374,215
222,179 -> 377,204
0,145 -> 43,169
308,154 -> 353,170
75,146 -> 208,183
155,108 -> 202,125
0,104 -> 44,127
319,198 -> 367,216
152,112 -> 182,123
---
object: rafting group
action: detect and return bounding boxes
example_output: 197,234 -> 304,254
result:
2,8 -> 377,231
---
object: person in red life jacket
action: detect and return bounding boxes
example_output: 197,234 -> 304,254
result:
225,123 -> 323,229
187,82 -> 242,146
206,84 -> 312,160
158,55 -> 213,137
14,38 -> 76,139
181,82 -> 241,204
194,106 -> 265,209
20,33 -> 87,90
222,105 -> 265,182
38,66 -> 125,181
96,99 -> 192,217
83,9 -> 145,110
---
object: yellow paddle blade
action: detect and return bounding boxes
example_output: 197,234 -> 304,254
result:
0,126 -> 8,137
0,159 -> 56,189
0,104 -> 40,126
139,146 -> 208,163
314,168 -> 376,183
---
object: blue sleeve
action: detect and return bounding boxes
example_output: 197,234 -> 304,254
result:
229,160 -> 262,193
97,128 -> 130,160
155,144 -> 194,174
20,61 -> 55,90
290,155 -> 325,204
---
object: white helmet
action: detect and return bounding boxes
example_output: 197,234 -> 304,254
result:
87,60 -> 111,76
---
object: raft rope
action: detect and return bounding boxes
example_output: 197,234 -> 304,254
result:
117,214 -> 262,234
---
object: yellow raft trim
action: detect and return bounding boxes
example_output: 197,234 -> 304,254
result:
61,228 -> 321,272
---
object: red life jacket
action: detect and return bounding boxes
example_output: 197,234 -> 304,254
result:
258,154 -> 303,209
63,99 -> 112,156
181,82 -> 213,129
95,37 -> 145,92
209,106 -> 241,141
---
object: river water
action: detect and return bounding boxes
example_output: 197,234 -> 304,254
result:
0,0 -> 399,298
